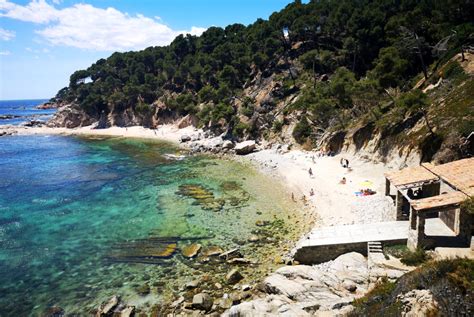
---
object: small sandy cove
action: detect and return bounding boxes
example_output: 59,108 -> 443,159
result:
3,124 -> 394,227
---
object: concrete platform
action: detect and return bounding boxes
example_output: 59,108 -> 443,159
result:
294,221 -> 409,264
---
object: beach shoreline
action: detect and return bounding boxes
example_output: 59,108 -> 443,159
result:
2,124 -> 395,229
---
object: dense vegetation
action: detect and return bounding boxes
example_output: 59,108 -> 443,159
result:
350,258 -> 474,316
52,0 -> 473,155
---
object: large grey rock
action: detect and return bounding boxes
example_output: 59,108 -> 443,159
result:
224,252 -> 371,316
192,293 -> 213,311
234,140 -> 256,155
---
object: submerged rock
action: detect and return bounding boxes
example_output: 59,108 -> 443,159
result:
119,306 -> 135,317
43,306 -> 64,317
182,243 -> 202,258
96,295 -> 119,316
192,293 -> 213,311
136,284 -> 150,296
203,245 -> 224,257
185,279 -> 201,289
226,268 -> 244,284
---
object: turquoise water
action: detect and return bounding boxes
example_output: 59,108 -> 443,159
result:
0,135 -> 304,316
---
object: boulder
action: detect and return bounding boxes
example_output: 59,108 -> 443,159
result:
226,268 -> 244,284
192,293 -> 213,311
180,135 -> 191,142
120,306 -> 135,317
182,243 -> 201,258
96,295 -> 119,317
234,140 -> 256,155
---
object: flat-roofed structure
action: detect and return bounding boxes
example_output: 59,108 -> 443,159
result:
385,158 -> 473,250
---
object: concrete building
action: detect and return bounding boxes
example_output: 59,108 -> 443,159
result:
385,158 -> 474,250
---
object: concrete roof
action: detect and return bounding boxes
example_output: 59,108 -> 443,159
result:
385,165 -> 438,187
411,191 -> 468,212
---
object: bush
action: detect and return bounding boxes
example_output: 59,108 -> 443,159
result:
292,117 -> 312,144
272,120 -> 283,132
401,248 -> 431,266
233,122 -> 249,137
384,245 -> 431,266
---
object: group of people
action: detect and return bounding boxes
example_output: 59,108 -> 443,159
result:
340,157 -> 350,168
407,188 -> 424,200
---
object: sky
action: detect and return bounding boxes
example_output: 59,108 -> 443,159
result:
0,0 -> 298,100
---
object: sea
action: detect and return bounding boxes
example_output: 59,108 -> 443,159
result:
0,100 -> 306,315
0,99 -> 54,126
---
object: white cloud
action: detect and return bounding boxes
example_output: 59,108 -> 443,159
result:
0,0 -> 207,51
0,50 -> 11,55
0,27 -> 15,40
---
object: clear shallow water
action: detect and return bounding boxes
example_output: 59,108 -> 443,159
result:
0,99 -> 54,125
0,135 -> 305,316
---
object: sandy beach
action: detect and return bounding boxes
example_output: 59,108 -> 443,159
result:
3,124 -> 396,229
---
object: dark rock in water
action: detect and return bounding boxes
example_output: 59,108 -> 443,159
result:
23,120 -> 45,127
36,102 -> 59,109
43,306 -> 64,317
0,114 -> 21,120
96,295 -> 119,316
226,268 -> 244,284
192,293 -> 213,311
219,248 -> 243,260
182,243 -> 202,258
255,220 -> 270,227
136,284 -> 150,296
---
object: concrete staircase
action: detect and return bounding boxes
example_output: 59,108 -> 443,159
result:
367,241 -> 385,268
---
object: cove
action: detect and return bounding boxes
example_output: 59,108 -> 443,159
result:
0,135 -> 305,315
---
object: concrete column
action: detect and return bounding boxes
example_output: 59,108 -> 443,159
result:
396,191 -> 404,220
385,178 -> 391,197
408,211 -> 425,250
458,208 -> 471,246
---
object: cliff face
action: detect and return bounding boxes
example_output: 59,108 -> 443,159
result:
49,51 -> 473,167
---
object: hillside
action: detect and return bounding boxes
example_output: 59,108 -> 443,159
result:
48,0 -> 474,164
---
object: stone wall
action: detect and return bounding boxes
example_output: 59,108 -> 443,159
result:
293,239 -> 407,265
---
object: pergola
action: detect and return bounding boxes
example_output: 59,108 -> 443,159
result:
385,158 -> 474,250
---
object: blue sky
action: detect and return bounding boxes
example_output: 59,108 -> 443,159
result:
0,0 -> 298,100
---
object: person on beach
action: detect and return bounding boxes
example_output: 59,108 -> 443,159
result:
339,177 -> 346,184
291,192 -> 296,202
308,168 -> 313,177
302,195 -> 307,204
310,188 -> 315,196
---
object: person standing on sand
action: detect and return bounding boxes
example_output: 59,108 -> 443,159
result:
308,168 -> 313,177
291,193 -> 296,202
310,188 -> 315,196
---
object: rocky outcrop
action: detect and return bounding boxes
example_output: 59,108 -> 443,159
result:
397,289 -> 438,317
47,104 -> 95,128
225,252 -> 370,316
